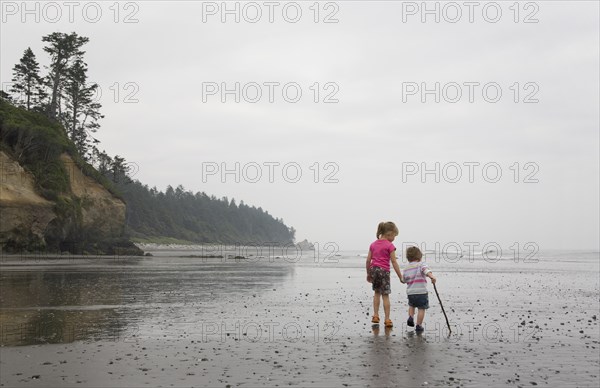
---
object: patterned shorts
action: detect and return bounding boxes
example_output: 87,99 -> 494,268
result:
370,266 -> 391,295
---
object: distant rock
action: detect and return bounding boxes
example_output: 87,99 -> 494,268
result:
296,239 -> 315,250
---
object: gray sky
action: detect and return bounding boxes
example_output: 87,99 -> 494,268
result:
1,1 -> 599,251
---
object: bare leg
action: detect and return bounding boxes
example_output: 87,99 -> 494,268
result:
416,308 -> 426,326
408,306 -> 415,318
382,294 -> 391,320
373,292 -> 381,317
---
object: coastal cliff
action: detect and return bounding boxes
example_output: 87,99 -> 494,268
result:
0,150 -> 135,254
0,100 -> 140,255
58,153 -> 126,240
0,150 -> 55,248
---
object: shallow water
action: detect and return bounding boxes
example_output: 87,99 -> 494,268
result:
0,249 -> 598,345
1,248 -> 599,386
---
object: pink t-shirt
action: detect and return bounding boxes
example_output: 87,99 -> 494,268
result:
369,239 -> 396,271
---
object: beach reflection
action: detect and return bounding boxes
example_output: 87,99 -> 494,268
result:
405,331 -> 432,384
0,255 -> 294,346
366,324 -> 395,386
364,323 -> 435,386
371,324 -> 393,337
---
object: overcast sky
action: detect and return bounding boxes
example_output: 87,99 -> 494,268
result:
1,1 -> 598,252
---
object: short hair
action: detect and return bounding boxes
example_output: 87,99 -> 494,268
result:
406,246 -> 423,262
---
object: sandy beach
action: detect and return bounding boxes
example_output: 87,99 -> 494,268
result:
1,248 -> 599,387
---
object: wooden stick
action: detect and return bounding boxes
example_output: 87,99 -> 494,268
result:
433,282 -> 451,334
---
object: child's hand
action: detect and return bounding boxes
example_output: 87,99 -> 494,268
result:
430,275 -> 437,284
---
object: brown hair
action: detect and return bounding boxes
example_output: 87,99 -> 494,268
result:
376,221 -> 399,239
406,246 -> 423,262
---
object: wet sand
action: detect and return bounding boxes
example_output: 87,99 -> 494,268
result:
1,249 -> 598,387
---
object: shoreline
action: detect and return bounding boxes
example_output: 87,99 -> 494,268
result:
0,241 -> 315,260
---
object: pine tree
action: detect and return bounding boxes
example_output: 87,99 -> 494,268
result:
11,47 -> 45,110
110,156 -> 129,183
42,32 -> 89,119
91,148 -> 113,175
61,57 -> 103,158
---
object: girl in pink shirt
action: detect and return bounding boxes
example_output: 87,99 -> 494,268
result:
366,221 -> 404,328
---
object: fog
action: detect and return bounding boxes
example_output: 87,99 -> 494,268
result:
1,1 -> 598,251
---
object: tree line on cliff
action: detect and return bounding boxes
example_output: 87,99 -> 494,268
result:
1,32 -> 295,246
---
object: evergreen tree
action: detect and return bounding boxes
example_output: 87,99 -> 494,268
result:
110,155 -> 130,184
42,32 -> 89,119
11,47 -> 45,110
61,57 -> 102,158
102,173 -> 296,244
91,148 -> 113,175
